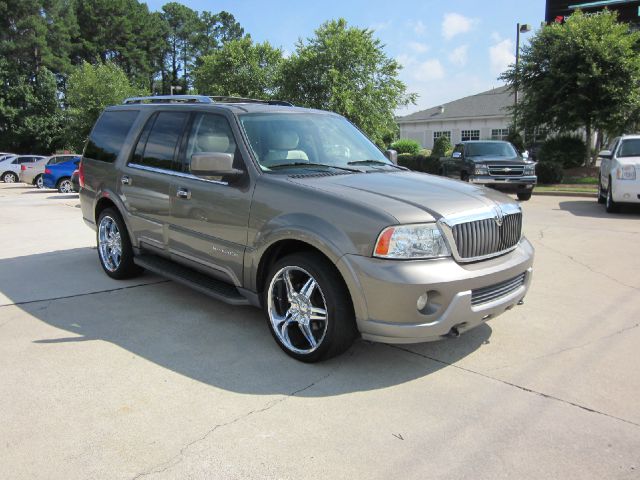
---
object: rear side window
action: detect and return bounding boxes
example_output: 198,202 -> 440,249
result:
131,111 -> 189,171
84,110 -> 139,163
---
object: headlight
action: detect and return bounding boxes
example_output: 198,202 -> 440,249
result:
374,224 -> 450,259
616,165 -> 636,180
524,163 -> 536,175
474,164 -> 488,175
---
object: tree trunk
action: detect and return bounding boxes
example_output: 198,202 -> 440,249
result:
585,121 -> 593,167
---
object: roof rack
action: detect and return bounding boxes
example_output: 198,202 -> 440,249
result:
123,95 -> 214,104
122,95 -> 293,106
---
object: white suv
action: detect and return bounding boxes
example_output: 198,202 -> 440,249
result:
598,135 -> 640,213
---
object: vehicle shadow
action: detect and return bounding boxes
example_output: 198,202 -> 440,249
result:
47,194 -> 79,200
1,247 -> 491,397
558,200 -> 640,218
22,189 -> 53,194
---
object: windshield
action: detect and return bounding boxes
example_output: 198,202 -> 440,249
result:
238,112 -> 391,171
465,142 -> 517,157
618,139 -> 640,157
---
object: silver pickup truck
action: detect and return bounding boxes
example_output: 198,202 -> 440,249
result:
79,96 -> 534,362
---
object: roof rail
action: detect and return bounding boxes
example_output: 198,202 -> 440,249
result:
123,95 -> 214,105
209,96 -> 293,106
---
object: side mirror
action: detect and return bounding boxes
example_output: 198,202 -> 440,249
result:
384,149 -> 398,165
452,151 -> 462,159
598,150 -> 612,159
190,152 -> 243,177
522,151 -> 529,159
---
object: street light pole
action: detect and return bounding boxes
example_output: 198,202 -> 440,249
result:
514,23 -> 531,135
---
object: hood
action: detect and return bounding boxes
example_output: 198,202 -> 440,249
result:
288,170 -> 517,224
617,156 -> 640,166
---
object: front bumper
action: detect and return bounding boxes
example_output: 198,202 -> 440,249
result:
611,178 -> 640,204
469,175 -> 537,192
337,239 -> 534,344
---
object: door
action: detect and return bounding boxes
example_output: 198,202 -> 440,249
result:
601,137 -> 619,191
442,144 -> 464,179
120,110 -> 189,251
168,112 -> 252,286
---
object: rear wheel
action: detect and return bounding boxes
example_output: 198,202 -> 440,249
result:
57,177 -> 73,193
97,208 -> 143,279
517,191 -> 532,201
2,172 -> 17,183
605,178 -> 620,213
35,175 -> 44,189
264,252 -> 357,362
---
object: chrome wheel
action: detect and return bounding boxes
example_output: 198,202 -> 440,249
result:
98,215 -> 122,272
267,266 -> 328,355
59,179 -> 73,193
36,175 -> 44,189
3,172 -> 17,183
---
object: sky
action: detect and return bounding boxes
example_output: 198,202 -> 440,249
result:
145,0 -> 546,115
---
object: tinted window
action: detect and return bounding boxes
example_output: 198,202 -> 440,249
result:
465,142 -> 517,157
185,113 -> 239,173
618,139 -> 640,157
84,110 -> 139,163
15,157 -> 35,164
134,112 -> 188,171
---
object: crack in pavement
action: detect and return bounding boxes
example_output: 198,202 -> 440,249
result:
388,344 -> 640,429
0,280 -> 170,308
534,239 -> 639,292
130,349 -> 356,480
489,322 -> 640,372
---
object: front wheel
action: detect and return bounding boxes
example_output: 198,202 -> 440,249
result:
2,172 -> 18,183
605,178 -> 620,213
97,208 -> 143,279
264,253 -> 357,362
57,177 -> 73,193
517,191 -> 532,201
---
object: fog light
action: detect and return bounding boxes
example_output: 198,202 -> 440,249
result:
417,292 -> 429,311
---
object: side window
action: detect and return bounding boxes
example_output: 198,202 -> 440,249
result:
133,111 -> 189,171
84,110 -> 139,163
16,157 -> 33,164
454,144 -> 464,154
184,113 -> 239,175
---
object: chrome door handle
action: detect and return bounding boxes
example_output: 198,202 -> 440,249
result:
176,188 -> 191,200
121,175 -> 131,185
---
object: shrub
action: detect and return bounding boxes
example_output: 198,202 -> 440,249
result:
419,148 -> 432,157
538,135 -> 586,168
507,131 -> 524,152
432,135 -> 452,158
397,154 -> 441,174
536,161 -> 564,184
390,138 -> 421,155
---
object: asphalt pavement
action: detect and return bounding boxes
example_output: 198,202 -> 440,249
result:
1,183 -> 639,479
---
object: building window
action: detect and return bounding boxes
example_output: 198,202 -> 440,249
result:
433,131 -> 451,141
491,128 -> 510,141
461,129 -> 480,141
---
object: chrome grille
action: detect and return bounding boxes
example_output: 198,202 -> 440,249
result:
488,164 -> 524,176
450,212 -> 522,260
471,273 -> 526,306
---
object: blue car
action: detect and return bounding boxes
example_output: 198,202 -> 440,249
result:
43,157 -> 81,193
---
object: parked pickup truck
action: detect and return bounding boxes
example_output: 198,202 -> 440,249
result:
440,140 -> 537,201
80,96 -> 534,362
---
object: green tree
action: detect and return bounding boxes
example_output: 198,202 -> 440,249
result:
279,19 -> 416,146
65,61 -> 146,150
162,2 -> 199,90
195,10 -> 244,60
194,37 -> 283,98
500,11 -> 640,166
431,135 -> 452,158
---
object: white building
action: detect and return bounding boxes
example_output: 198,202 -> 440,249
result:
397,86 -> 513,149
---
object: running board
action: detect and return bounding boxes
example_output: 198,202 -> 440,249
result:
134,254 -> 250,306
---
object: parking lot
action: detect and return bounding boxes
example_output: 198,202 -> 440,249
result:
1,182 -> 639,479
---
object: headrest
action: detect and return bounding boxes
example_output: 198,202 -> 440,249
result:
269,130 -> 299,150
198,133 -> 230,153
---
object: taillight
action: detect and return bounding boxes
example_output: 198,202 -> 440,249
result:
45,168 -> 52,174
21,165 -> 26,171
78,160 -> 85,187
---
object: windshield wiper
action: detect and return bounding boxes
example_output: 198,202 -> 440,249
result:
347,160 -> 405,170
268,162 -> 361,172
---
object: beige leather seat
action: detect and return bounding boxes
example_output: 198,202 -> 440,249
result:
197,132 -> 231,153
263,130 -> 308,167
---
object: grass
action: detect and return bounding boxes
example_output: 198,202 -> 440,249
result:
536,184 -> 597,194
562,176 -> 598,185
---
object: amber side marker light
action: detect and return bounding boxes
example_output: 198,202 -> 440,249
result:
374,227 -> 395,257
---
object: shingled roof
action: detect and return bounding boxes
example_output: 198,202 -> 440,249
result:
397,85 -> 513,123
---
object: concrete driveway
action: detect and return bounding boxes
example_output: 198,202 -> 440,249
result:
1,183 -> 639,479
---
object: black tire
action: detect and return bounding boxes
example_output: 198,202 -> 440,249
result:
57,177 -> 73,193
2,171 -> 18,183
263,252 -> 357,362
605,177 -> 620,213
517,191 -> 532,201
597,180 -> 605,204
34,175 -> 44,189
96,208 -> 143,279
